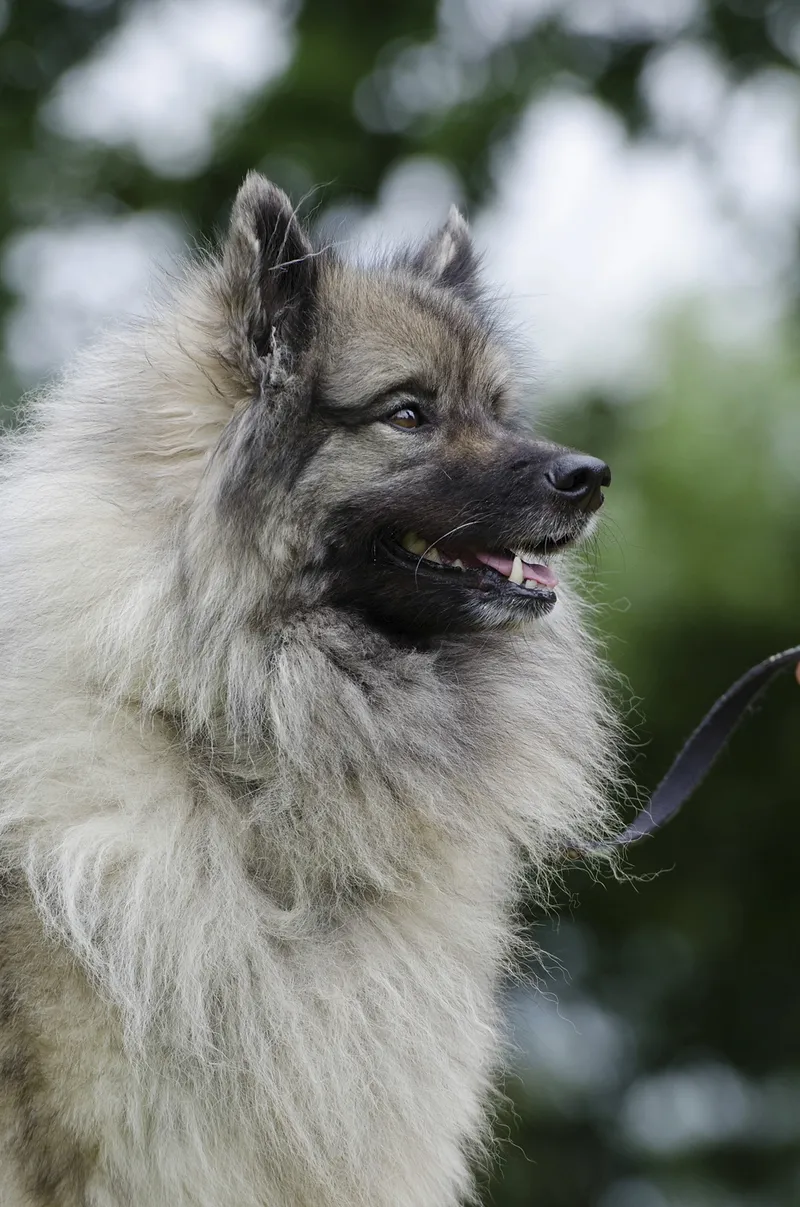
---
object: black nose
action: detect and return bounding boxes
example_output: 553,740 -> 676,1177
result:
545,453 -> 611,513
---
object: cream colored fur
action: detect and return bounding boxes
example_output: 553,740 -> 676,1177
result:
0,179 -> 620,1206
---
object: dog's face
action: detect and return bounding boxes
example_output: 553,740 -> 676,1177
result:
212,175 -> 609,638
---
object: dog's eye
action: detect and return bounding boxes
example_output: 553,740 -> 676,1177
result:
387,406 -> 424,430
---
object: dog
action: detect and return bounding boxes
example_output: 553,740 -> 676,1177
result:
0,174 -> 620,1206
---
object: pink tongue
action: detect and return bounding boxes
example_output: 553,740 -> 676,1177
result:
474,551 -> 512,576
526,562 -> 559,588
474,551 -> 559,588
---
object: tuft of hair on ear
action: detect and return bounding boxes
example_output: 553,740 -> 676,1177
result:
219,172 -> 319,381
404,205 -> 482,303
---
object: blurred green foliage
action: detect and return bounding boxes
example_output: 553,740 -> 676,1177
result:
1,1 -> 799,1203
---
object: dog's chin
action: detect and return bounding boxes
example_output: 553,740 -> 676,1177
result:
327,521 -> 593,640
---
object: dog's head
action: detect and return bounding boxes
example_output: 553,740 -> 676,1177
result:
206,174 -> 609,638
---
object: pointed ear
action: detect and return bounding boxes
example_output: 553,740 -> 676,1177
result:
406,206 -> 481,302
220,172 -> 317,375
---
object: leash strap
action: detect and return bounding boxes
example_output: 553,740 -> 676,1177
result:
594,644 -> 800,851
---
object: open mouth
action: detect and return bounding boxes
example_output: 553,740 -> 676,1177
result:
385,529 -> 567,614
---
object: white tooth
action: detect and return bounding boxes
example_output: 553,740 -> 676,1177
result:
509,554 -> 524,585
524,579 -> 537,590
424,546 -> 442,564
403,532 -> 428,555
452,558 -> 466,570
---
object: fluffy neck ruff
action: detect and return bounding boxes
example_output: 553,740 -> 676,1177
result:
0,559 -> 619,1033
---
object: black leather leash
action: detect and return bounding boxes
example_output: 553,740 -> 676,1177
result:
586,644 -> 800,853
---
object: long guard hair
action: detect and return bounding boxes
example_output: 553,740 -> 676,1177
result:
0,175 -> 621,1206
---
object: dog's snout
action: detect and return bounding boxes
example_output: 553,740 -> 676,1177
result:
545,453 -> 611,513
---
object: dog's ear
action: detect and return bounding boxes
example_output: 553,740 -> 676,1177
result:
220,172 -> 317,376
405,206 -> 480,302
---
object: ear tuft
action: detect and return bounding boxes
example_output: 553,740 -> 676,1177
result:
406,206 -> 481,302
221,172 -> 318,370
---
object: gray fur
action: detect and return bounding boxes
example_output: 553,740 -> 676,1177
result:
0,175 -> 621,1206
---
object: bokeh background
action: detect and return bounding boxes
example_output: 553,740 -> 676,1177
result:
2,0 -> 800,1203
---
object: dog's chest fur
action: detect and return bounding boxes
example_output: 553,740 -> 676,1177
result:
0,720 -> 511,1207
0,618 -> 608,1207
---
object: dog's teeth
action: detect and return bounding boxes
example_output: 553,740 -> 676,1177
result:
524,579 -> 537,590
424,546 -> 442,564
402,532 -> 427,555
452,558 -> 465,570
509,555 -> 524,585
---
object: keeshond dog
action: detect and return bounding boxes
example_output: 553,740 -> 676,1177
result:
0,175 -> 619,1206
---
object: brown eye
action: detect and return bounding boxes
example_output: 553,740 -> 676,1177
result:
388,406 -> 423,430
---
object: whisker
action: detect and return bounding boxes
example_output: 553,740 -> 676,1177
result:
413,519 -> 486,590
269,240 -> 355,272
